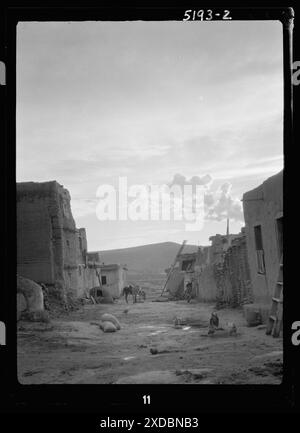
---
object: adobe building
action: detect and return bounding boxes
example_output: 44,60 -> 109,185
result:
242,170 -> 283,306
87,251 -> 101,263
201,221 -> 242,304
213,228 -> 253,307
180,248 -> 217,301
17,181 -> 101,298
165,246 -> 218,301
164,251 -> 196,298
208,223 -> 242,265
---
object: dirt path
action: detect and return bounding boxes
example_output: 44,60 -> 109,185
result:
17,299 -> 282,384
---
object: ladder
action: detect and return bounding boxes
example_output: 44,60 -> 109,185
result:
266,256 -> 283,337
160,240 -> 187,297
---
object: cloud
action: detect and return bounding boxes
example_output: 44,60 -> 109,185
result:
205,182 -> 244,223
204,193 -> 214,207
220,182 -> 231,195
17,21 -> 282,248
166,173 -> 243,222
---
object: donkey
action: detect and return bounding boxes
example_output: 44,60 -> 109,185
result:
122,285 -> 146,303
122,285 -> 138,304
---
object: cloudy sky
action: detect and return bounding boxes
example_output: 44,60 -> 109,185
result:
17,21 -> 283,250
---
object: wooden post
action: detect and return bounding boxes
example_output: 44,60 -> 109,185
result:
160,240 -> 187,297
94,261 -> 103,297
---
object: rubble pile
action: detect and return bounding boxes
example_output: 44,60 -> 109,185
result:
17,275 -> 83,322
44,286 -> 82,317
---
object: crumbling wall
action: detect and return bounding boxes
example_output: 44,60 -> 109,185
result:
78,228 -> 87,264
17,182 -> 59,284
60,186 -> 81,294
86,266 -> 100,291
213,234 -> 253,308
17,181 -> 85,298
88,251 -> 101,262
243,171 -> 283,304
17,181 -> 123,300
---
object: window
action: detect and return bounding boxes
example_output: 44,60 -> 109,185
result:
79,237 -> 82,250
254,225 -> 265,274
254,225 -> 263,250
78,266 -> 81,276
181,260 -> 194,271
101,275 -> 107,285
66,239 -> 70,248
276,217 -> 283,259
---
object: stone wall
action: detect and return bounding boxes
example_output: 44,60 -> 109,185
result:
213,233 -> 253,308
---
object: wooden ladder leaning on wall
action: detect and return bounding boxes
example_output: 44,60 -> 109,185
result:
160,240 -> 187,297
266,255 -> 283,338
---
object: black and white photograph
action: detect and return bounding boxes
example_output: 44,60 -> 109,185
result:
15,15 -> 285,388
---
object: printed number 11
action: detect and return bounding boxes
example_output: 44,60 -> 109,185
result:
143,395 -> 150,404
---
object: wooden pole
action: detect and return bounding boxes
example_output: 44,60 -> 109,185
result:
160,240 -> 187,297
94,261 -> 103,297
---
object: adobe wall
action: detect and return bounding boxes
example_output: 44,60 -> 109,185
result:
87,251 -> 101,263
196,265 -> 218,301
17,181 -> 87,297
243,171 -> 283,304
117,268 -> 127,296
165,269 -> 184,296
100,267 -> 124,298
17,182 -> 63,284
213,234 -> 253,307
60,186 -> 80,294
77,228 -> 87,264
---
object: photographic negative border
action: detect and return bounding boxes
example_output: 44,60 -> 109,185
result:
1,4 -> 298,415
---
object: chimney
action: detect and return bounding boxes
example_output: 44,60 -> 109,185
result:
226,217 -> 230,237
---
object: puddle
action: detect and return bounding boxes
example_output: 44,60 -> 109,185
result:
251,350 -> 283,361
149,330 -> 167,335
140,325 -> 167,330
66,338 -> 102,347
139,325 -> 156,329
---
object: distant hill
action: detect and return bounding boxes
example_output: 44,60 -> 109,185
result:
93,242 -> 199,274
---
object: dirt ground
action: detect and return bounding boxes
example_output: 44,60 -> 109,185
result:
17,295 -> 283,385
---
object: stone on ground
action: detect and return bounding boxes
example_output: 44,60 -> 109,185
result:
100,313 -> 121,330
100,321 -> 117,333
17,275 -> 44,313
